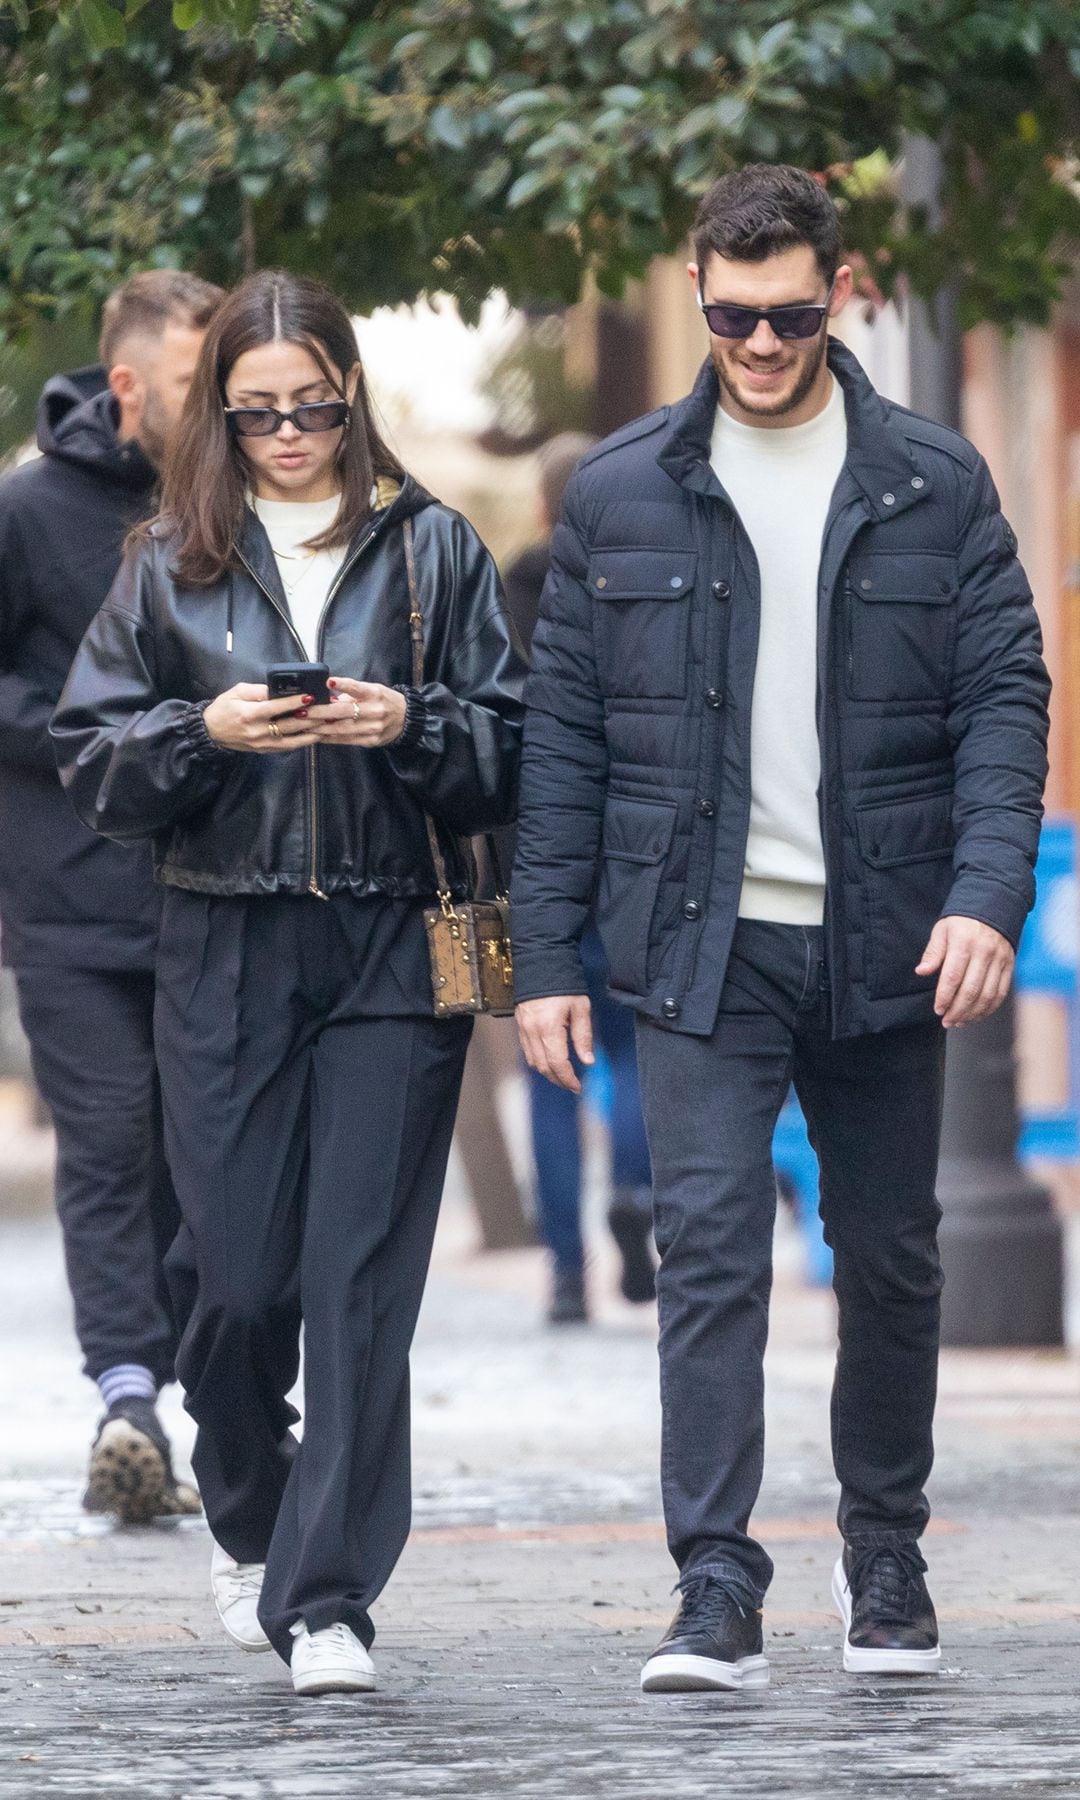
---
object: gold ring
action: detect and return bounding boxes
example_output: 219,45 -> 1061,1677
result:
352,702 -> 363,722
268,720 -> 281,739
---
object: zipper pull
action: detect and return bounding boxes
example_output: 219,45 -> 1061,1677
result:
308,879 -> 330,901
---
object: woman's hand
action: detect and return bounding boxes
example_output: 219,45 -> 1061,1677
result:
305,677 -> 407,748
202,684 -> 322,753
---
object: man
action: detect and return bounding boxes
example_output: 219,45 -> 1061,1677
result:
502,434 -> 656,1324
512,165 -> 1049,1690
0,270 -> 223,1521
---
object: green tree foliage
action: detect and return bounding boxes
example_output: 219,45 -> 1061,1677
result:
1,1 -> 1078,339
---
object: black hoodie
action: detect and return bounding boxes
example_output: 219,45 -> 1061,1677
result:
0,365 -> 160,969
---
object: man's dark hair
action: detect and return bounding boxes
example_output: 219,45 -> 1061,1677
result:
693,164 -> 842,286
99,269 -> 224,370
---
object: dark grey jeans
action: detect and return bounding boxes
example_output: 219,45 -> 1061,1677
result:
635,920 -> 945,1607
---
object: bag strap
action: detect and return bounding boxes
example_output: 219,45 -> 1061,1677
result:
402,517 -> 510,908
403,517 -> 455,915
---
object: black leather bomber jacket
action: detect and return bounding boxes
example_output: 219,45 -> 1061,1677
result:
51,475 -> 526,901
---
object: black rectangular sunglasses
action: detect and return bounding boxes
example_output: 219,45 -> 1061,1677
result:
224,399 -> 350,438
697,284 -> 834,341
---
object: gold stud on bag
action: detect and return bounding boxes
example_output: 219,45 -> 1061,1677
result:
403,518 -> 516,1018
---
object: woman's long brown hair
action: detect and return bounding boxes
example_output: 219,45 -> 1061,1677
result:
157,271 -> 404,588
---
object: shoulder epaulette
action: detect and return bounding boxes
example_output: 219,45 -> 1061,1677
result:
578,406 -> 672,468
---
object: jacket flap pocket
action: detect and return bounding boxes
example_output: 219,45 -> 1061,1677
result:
850,552 -> 957,604
602,795 -> 678,864
588,548 -> 697,601
856,790 -> 954,868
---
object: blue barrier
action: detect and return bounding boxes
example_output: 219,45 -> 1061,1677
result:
1016,815 -> 1080,1159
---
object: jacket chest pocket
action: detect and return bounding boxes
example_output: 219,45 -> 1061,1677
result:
588,549 -> 696,699
847,553 -> 957,704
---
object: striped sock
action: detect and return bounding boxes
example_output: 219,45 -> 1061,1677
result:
98,1364 -> 157,1410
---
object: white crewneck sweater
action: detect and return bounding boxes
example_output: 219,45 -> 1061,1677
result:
251,492 -> 347,659
710,377 -> 848,926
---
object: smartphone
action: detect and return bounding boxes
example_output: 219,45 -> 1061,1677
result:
267,661 -> 331,708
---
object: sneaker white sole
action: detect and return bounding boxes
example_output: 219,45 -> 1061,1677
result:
292,1663 -> 377,1697
832,1556 -> 942,1675
640,1652 -> 770,1693
211,1552 -> 271,1654
213,1600 -> 272,1654
84,1420 -> 167,1526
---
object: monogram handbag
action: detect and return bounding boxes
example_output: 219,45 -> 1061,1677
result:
402,519 -> 516,1019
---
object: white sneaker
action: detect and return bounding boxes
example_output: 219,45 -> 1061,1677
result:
210,1542 -> 270,1652
291,1622 -> 377,1696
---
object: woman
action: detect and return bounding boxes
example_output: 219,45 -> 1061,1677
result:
52,272 -> 525,1696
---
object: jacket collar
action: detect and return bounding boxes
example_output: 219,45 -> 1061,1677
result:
657,339 -> 932,524
235,470 -> 432,604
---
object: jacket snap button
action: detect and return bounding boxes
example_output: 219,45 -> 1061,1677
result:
860,579 -> 872,591
682,901 -> 702,921
711,580 -> 731,600
670,575 -> 683,588
595,576 -> 608,590
661,998 -> 681,1020
911,476 -> 924,490
882,492 -> 896,506
698,798 -> 716,818
705,688 -> 723,709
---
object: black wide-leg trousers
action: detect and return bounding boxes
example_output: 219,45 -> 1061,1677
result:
153,889 -> 471,1663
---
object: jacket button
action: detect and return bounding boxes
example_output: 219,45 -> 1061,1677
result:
697,798 -> 716,818
683,901 -> 702,921
911,476 -> 924,490
661,998 -> 681,1020
882,492 -> 896,506
711,579 -> 731,600
705,688 -> 723,709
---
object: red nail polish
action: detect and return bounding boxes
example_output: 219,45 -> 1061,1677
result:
301,694 -> 314,704
296,709 -> 309,718
327,679 -> 338,688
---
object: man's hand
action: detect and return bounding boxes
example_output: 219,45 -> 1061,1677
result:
516,995 -> 595,1093
916,916 -> 1015,1028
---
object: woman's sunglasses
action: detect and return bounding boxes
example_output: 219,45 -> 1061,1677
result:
224,399 -> 350,438
697,286 -> 834,342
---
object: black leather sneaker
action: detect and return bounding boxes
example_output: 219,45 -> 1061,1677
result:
833,1543 -> 941,1675
640,1576 -> 769,1692
84,1398 -> 201,1525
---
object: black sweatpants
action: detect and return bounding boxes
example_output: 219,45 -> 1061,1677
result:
15,965 -> 179,1387
153,889 -> 471,1663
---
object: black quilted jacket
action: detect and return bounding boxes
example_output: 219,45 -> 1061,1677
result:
511,341 -> 1050,1039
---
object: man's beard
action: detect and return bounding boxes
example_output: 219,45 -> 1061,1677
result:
713,333 -> 828,419
135,389 -> 170,469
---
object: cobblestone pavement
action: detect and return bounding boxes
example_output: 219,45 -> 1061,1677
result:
1,1177 -> 1079,1798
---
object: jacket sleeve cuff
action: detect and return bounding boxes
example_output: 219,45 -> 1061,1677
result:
510,944 -> 588,1003
390,685 -> 428,752
940,875 -> 1032,950
186,702 -> 239,764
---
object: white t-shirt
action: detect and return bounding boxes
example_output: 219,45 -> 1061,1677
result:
251,492 -> 348,659
710,377 -> 848,926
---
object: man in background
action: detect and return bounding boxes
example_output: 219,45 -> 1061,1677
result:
502,434 -> 655,1324
0,270 -> 222,1521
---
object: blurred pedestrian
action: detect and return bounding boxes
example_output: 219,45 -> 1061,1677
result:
0,270 -> 222,1522
502,434 -> 655,1325
53,271 -> 525,1697
512,165 -> 1049,1691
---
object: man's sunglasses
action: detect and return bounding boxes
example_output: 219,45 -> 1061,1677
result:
224,399 -> 350,438
697,286 -> 833,342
